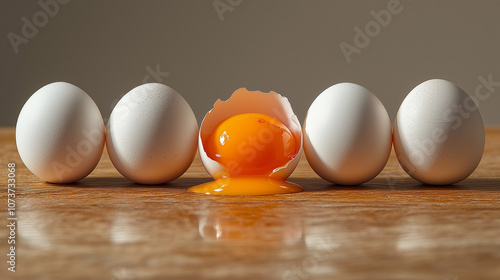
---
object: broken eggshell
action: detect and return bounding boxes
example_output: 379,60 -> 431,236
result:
198,88 -> 303,180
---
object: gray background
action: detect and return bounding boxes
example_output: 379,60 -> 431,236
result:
1,0 -> 499,126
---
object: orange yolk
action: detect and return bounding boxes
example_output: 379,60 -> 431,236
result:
188,113 -> 303,195
206,113 -> 297,176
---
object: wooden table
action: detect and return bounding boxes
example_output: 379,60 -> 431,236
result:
1,127 -> 499,280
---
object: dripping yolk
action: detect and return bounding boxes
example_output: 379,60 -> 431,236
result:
188,113 -> 303,196
206,113 -> 297,176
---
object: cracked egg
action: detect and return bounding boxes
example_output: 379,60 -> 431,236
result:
188,88 -> 303,195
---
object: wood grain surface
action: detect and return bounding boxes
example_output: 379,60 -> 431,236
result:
1,127 -> 499,280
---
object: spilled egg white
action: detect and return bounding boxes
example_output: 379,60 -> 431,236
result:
106,83 -> 198,184
393,79 -> 485,185
303,83 -> 392,185
198,88 -> 302,180
16,82 -> 105,183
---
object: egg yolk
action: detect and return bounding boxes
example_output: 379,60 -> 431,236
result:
188,113 -> 303,195
206,113 -> 297,176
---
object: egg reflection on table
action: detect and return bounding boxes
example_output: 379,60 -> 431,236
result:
189,88 -> 304,195
198,203 -> 303,245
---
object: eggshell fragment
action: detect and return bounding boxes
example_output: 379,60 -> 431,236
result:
198,88 -> 302,180
16,82 -> 105,183
393,79 -> 485,185
303,83 -> 392,185
106,83 -> 198,184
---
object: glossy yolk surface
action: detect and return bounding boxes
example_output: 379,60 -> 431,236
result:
206,113 -> 297,176
188,113 -> 303,195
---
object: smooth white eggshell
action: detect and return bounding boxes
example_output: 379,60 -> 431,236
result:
16,82 -> 105,183
393,79 -> 485,185
199,88 -> 302,180
106,83 -> 198,184
303,83 -> 392,185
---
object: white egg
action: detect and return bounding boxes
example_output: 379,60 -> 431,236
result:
393,79 -> 485,185
16,82 -> 105,183
303,83 -> 392,185
106,83 -> 198,184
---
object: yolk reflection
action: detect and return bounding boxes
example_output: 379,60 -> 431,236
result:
188,113 -> 302,195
